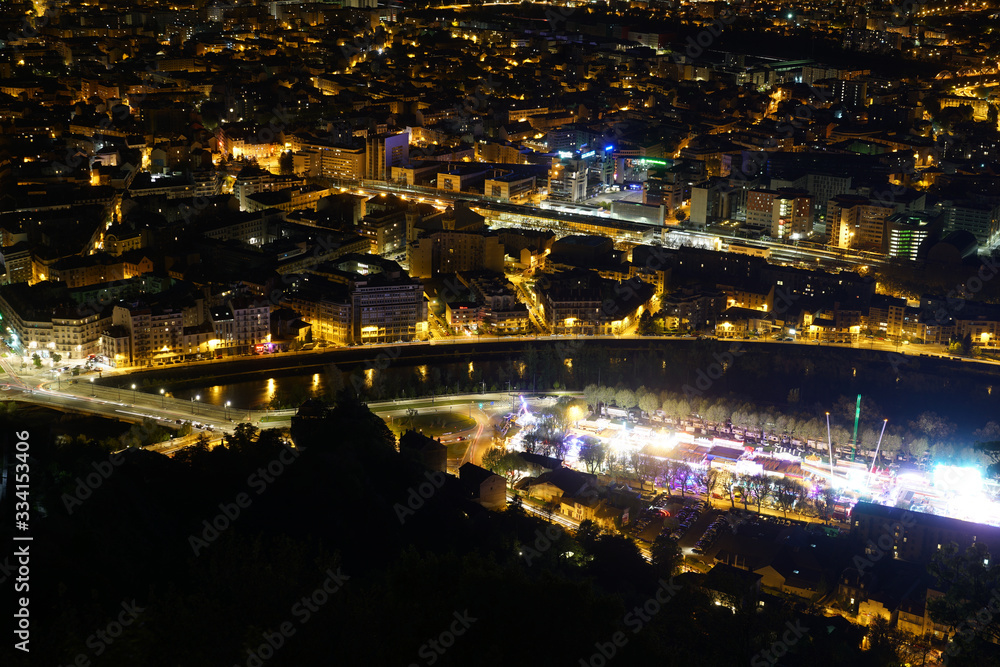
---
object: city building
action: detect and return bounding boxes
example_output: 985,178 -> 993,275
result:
826,195 -> 896,250
745,189 -> 813,239
366,132 -> 410,181
884,211 -> 944,260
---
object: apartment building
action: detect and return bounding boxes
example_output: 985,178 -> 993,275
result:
350,272 -> 426,343
0,283 -> 110,359
826,195 -> 896,250
112,302 -> 186,365
745,189 -> 813,239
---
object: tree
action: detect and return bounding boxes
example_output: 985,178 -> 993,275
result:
32,353 -> 41,369
597,385 -> 616,410
638,391 -> 659,418
278,150 -> 294,175
225,422 -> 260,456
675,463 -> 692,497
772,478 -> 804,518
961,332 -> 974,356
52,352 -> 62,364
499,451 -> 527,486
817,487 -> 837,520
482,447 -> 506,475
740,474 -> 771,514
879,433 -> 903,461
575,519 -> 601,549
908,437 -> 929,459
651,533 -> 682,577
583,384 -> 601,411
912,411 -> 956,442
632,453 -> 656,491
865,615 -> 906,667
173,432 -> 212,467
615,388 -> 636,409
579,440 -> 606,474
711,470 -> 736,507
637,310 -> 658,336
522,431 -> 542,454
705,468 -> 722,502
976,438 -> 1000,480
928,542 -> 1000,666
704,402 -> 728,425
974,421 -> 1000,443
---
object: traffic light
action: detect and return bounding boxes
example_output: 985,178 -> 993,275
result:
478,403 -> 483,409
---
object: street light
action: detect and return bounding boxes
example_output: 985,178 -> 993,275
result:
191,394 -> 200,415
226,400 -> 231,420
160,388 -> 165,408
131,383 -> 136,404
90,377 -> 95,396
56,371 -> 60,390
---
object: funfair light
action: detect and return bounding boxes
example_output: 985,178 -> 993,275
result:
933,465 -> 984,496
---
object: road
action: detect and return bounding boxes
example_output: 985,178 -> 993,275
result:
0,373 -> 538,457
5,329 -> 996,435
517,494 -> 653,561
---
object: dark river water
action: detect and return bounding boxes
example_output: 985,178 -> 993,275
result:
166,358 -> 554,410
153,340 -> 1000,440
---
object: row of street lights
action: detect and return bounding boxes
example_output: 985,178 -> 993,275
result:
84,380 -> 235,419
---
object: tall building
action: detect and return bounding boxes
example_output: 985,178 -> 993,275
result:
943,201 -> 1000,246
112,302 -> 186,365
282,260 -> 427,345
408,231 -> 504,279
884,211 -> 944,260
549,158 -> 588,202
350,272 -> 426,343
288,136 -> 366,181
366,131 -> 410,181
745,189 -> 813,239
0,283 -> 111,360
826,195 -> 896,250
229,295 -> 271,352
866,294 -> 906,339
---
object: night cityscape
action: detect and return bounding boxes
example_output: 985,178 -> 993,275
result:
3,0 -> 1000,664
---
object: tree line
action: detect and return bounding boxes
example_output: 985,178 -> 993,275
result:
582,383 -> 991,467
